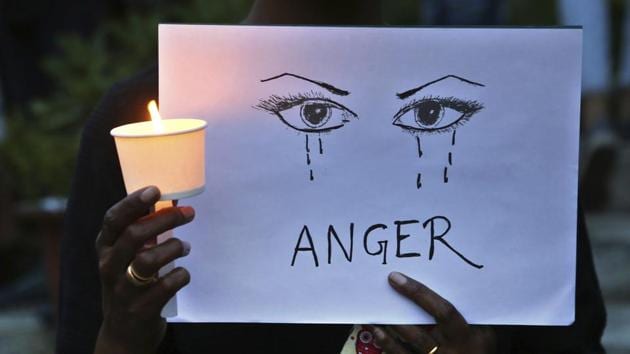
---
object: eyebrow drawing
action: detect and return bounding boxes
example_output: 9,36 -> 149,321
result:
255,75 -> 357,182
396,74 -> 485,100
391,75 -> 486,189
261,73 -> 350,96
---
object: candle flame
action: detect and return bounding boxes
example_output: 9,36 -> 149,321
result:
147,100 -> 164,132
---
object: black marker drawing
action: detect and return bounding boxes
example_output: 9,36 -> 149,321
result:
290,216 -> 483,269
261,72 -> 350,96
255,73 -> 358,181
396,74 -> 485,100
392,96 -> 483,134
392,75 -> 485,188
304,135 -> 324,181
256,91 -> 357,133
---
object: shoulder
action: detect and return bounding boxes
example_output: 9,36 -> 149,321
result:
68,64 -> 159,213
65,64 -> 159,232
76,64 -> 158,180
83,64 -> 158,141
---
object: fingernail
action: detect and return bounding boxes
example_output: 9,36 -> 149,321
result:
389,272 -> 407,286
373,327 -> 386,341
140,186 -> 160,203
180,207 -> 195,221
182,241 -> 191,256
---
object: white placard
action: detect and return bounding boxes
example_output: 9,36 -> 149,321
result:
159,24 -> 581,325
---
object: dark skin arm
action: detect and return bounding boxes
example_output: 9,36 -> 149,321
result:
93,186 -> 194,354
373,272 -> 497,354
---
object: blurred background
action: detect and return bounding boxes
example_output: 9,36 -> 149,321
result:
0,0 -> 628,353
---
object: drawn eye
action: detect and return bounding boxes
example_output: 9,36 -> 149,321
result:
255,92 -> 357,133
392,96 -> 483,134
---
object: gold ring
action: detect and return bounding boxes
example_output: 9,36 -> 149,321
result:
126,264 -> 156,287
428,345 -> 439,354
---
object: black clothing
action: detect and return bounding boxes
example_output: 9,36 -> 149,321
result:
56,66 -> 606,354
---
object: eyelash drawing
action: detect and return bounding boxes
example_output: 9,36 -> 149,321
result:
255,90 -> 357,182
255,91 -> 357,133
392,95 -> 483,135
392,75 -> 485,189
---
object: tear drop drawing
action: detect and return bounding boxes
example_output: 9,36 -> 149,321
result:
392,75 -> 485,188
254,72 -> 358,181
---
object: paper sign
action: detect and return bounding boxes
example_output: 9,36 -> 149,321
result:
159,25 -> 581,325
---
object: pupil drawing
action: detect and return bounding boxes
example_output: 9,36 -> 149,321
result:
255,73 -> 484,186
302,103 -> 331,127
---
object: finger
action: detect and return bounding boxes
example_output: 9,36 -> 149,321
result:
372,326 -> 413,354
131,238 -> 191,278
109,206 -> 195,274
388,272 -> 468,336
140,267 -> 191,315
96,186 -> 161,250
389,325 -> 437,353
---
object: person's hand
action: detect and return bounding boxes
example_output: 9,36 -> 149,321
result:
93,186 -> 194,354
372,272 -> 496,354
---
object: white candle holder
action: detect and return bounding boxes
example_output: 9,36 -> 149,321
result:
110,118 -> 207,200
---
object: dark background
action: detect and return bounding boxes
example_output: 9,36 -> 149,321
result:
0,0 -> 628,352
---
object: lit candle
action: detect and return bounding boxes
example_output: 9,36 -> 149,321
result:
110,100 -> 206,317
110,100 -> 207,200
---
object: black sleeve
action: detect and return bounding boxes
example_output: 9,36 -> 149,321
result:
56,66 -> 158,354
507,207 -> 607,353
